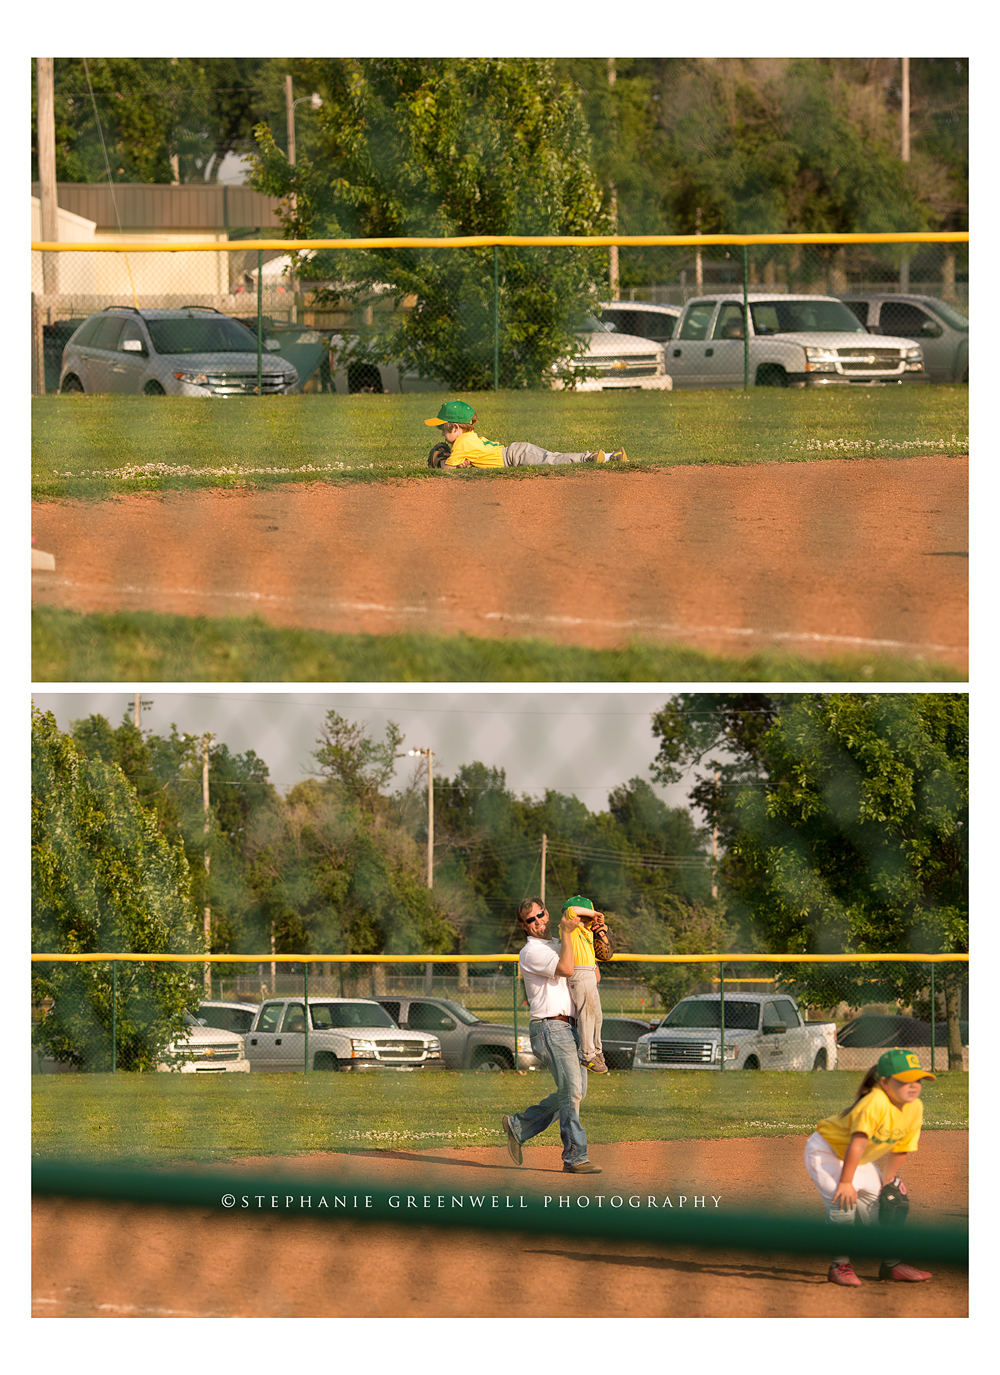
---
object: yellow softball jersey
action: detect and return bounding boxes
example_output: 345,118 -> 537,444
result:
443,430 -> 505,468
816,1086 -> 923,1165
568,921 -> 597,967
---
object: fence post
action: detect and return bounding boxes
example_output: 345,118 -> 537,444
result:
719,961 -> 726,1071
257,249 -> 263,395
742,247 -> 750,390
111,961 -> 117,1074
303,961 -> 309,1074
513,965 -> 519,1070
493,246 -> 500,392
929,963 -> 935,1073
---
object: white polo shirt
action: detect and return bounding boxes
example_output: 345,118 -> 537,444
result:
519,935 -> 575,1020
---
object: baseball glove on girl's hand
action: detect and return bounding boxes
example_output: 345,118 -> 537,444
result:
427,442 -> 453,468
878,1176 -> 910,1225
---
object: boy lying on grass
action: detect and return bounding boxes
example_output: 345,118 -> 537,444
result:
425,401 -> 626,470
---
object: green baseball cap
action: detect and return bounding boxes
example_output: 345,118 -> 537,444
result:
423,400 -> 476,427
562,895 -> 594,914
877,1047 -> 937,1082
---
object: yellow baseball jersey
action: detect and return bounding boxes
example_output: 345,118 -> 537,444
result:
443,430 -> 505,468
816,1086 -> 923,1165
568,921 -> 596,967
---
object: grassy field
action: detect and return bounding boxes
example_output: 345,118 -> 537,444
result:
31,606 -> 968,683
32,1070 -> 969,1167
31,386 -> 968,500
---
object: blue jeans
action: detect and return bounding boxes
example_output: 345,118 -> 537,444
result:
506,1019 -> 589,1166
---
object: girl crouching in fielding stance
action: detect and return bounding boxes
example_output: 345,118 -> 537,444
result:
804,1047 -> 936,1286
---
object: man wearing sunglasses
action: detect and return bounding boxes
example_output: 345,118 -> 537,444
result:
500,898 -> 601,1174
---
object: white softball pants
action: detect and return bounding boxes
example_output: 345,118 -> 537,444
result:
803,1131 -> 900,1266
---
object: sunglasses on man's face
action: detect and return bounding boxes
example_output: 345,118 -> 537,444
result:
522,911 -> 547,924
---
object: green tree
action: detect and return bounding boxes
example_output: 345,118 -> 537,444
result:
311,709 -> 404,814
677,695 -> 968,1064
32,708 -> 201,1070
249,57 -> 608,388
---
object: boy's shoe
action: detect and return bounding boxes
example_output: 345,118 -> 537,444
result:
607,448 -> 628,462
501,1114 -> 522,1166
878,1262 -> 932,1282
583,1058 -> 609,1073
827,1263 -> 863,1287
586,450 -> 609,463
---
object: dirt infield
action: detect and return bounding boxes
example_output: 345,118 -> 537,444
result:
31,456 -> 968,669
32,1132 -> 967,1318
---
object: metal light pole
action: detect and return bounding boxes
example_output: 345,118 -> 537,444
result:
202,734 -> 214,995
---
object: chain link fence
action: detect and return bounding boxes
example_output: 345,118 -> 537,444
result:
31,235 -> 968,396
31,954 -> 969,1075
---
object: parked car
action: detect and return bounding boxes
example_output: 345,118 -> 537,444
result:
59,306 -> 299,396
599,1016 -> 660,1070
597,301 -> 681,349
836,1013 -> 969,1048
196,1000 -> 260,1035
42,317 -> 89,392
548,312 -> 672,391
244,996 -> 445,1072
231,316 -> 331,391
667,293 -> 927,388
371,995 -> 541,1071
634,993 -> 838,1071
157,1011 -> 250,1073
838,294 -> 968,383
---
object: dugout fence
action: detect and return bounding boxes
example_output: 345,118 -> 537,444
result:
30,232 -> 968,396
31,951 -> 969,1075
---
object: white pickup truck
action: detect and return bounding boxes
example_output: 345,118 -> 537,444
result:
633,993 -> 837,1072
666,293 -> 927,388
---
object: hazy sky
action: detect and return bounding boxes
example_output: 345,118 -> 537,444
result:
30,690 -> 701,813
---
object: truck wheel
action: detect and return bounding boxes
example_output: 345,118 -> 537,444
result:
472,1047 -> 513,1072
755,365 -> 788,387
742,1056 -> 761,1071
812,1050 -> 828,1071
313,1052 -> 340,1071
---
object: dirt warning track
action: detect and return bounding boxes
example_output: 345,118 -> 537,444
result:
32,1133 -> 968,1318
31,456 -> 968,669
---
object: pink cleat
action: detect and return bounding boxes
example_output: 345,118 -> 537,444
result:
828,1262 -> 863,1287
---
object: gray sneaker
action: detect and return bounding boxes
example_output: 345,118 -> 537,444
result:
501,1114 -> 523,1166
585,450 -> 609,463
607,448 -> 628,462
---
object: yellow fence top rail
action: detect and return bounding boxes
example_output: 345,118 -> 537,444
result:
31,231 -> 969,253
31,951 -> 969,964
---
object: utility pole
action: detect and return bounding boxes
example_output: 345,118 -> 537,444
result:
408,747 -> 435,995
607,59 -> 619,299
711,767 -> 720,900
695,206 -> 703,290
202,734 -> 214,995
285,74 -> 296,167
540,833 -> 547,905
36,58 -> 59,293
900,59 -> 910,292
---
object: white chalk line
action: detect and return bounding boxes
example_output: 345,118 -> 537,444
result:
33,575 -> 966,658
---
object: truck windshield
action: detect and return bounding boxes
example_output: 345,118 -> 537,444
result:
749,300 -> 866,335
309,1002 -> 396,1029
663,1000 -> 759,1031
435,999 -> 482,1025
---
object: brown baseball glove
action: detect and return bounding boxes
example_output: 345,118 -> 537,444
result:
592,921 -> 616,962
427,442 -> 453,468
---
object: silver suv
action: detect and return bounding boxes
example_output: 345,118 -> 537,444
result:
58,306 -> 299,397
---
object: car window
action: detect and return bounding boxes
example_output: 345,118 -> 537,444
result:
842,300 -> 870,325
198,1005 -> 255,1033
602,309 -> 676,342
379,1002 -> 402,1024
878,301 -> 942,338
712,304 -> 746,340
117,321 -> 146,352
927,300 -> 969,330
664,999 -> 759,1030
92,316 -> 126,350
309,1002 -> 396,1029
72,316 -> 104,347
773,1000 -> 801,1029
408,1002 -> 456,1031
678,303 -> 716,341
281,1003 -> 306,1033
749,299 -> 865,334
257,1003 -> 284,1033
146,316 -> 264,355
762,1001 -> 785,1029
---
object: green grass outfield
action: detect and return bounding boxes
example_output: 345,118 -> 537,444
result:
31,607 -> 968,683
32,1070 -> 969,1167
32,386 -> 968,500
